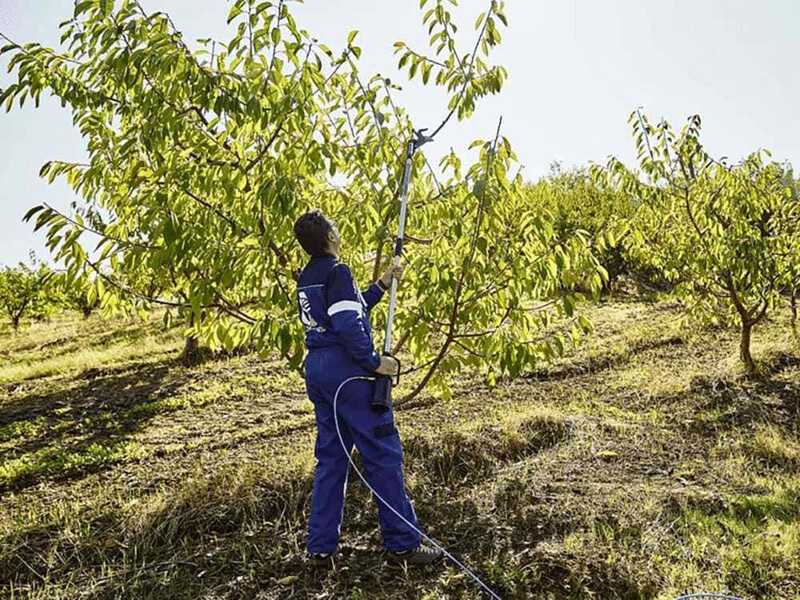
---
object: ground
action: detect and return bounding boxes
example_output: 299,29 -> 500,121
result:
1,295 -> 798,599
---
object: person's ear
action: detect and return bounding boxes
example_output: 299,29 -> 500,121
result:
326,228 -> 339,249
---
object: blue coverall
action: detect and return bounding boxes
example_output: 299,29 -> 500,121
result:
296,254 -> 421,554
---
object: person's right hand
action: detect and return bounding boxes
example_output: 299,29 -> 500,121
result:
375,355 -> 399,376
380,261 -> 405,289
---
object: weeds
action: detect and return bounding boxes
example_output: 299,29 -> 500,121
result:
1,302 -> 798,598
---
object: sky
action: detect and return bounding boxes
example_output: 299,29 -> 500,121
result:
1,0 -> 798,266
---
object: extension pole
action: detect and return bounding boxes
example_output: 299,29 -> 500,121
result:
382,138 -> 415,354
371,129 -> 431,411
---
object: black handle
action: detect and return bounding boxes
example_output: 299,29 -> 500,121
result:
371,354 -> 400,413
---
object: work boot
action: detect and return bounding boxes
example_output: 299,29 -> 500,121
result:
387,542 -> 443,565
308,552 -> 335,568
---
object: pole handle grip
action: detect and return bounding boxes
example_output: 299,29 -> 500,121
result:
371,354 -> 400,412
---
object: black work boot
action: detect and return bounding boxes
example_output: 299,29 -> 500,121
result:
387,542 -> 443,565
308,551 -> 335,568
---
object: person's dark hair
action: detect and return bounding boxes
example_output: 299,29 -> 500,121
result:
293,209 -> 334,257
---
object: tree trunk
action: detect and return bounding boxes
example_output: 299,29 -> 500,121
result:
179,311 -> 205,364
82,306 -> 93,319
372,241 -> 384,283
400,336 -> 453,405
740,319 -> 756,374
11,316 -> 20,331
180,334 -> 201,364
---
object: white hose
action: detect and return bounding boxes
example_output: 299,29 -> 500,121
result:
332,376 -> 502,600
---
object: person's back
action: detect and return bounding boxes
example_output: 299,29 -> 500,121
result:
296,253 -> 382,366
292,209 -> 441,566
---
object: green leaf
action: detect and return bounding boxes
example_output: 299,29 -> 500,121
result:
22,205 -> 44,222
74,1 -> 94,16
422,63 -> 431,84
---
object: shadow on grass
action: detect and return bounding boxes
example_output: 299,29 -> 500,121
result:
105,477 -> 652,599
681,352 -> 800,432
526,335 -> 685,383
2,411 -> 676,600
0,359 -> 185,493
107,482 -> 503,599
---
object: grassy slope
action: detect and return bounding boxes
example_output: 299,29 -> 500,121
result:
0,297 -> 798,600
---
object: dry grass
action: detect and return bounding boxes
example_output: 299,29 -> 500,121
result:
1,298 -> 798,599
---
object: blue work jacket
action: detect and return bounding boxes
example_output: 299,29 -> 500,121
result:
296,255 -> 385,372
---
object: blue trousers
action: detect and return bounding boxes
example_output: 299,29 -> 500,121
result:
305,346 -> 421,554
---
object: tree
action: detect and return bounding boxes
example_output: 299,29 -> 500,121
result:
526,164 -> 634,293
391,123 -> 603,400
53,272 -> 101,318
2,0 -> 603,396
0,261 -> 54,330
600,112 -> 800,373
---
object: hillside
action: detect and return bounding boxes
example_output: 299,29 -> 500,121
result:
1,296 -> 798,599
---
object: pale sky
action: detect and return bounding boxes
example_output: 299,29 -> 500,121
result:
1,0 -> 798,266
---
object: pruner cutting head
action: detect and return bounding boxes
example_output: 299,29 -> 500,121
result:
412,128 -> 434,150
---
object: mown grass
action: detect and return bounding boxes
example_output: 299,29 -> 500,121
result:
0,313 -> 181,385
1,296 -> 798,599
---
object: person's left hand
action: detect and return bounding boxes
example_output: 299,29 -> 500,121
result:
380,261 -> 405,288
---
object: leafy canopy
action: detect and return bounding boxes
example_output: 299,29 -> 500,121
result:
598,112 -> 800,369
2,0 -> 603,395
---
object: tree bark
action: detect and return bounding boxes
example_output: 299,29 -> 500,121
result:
399,336 -> 453,405
726,278 -> 759,375
740,319 -> 756,375
179,311 -> 206,364
181,335 -> 200,361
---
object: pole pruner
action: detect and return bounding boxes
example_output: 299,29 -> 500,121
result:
371,128 -> 433,411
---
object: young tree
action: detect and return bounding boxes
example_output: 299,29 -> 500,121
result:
392,124 -> 603,400
0,262 -> 54,330
2,0 -> 603,395
526,164 -> 634,292
600,112 -> 800,372
53,272 -> 100,318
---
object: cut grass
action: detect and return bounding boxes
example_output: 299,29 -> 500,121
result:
0,331 -> 180,384
1,300 -> 798,599
746,425 -> 800,471
0,440 -> 144,488
663,478 -> 800,599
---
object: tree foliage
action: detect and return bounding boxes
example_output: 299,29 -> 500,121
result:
2,0 -> 603,396
51,271 -> 101,318
525,164 -> 635,292
0,260 -> 55,330
598,112 -> 800,371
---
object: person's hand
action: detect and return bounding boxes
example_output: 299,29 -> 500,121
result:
375,355 -> 399,376
380,261 -> 405,289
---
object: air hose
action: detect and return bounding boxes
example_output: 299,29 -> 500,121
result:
333,376 -> 503,600
342,126 -> 502,598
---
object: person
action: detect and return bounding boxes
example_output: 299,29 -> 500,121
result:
293,209 -> 442,566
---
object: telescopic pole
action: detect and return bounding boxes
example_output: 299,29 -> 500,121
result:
371,129 -> 431,411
